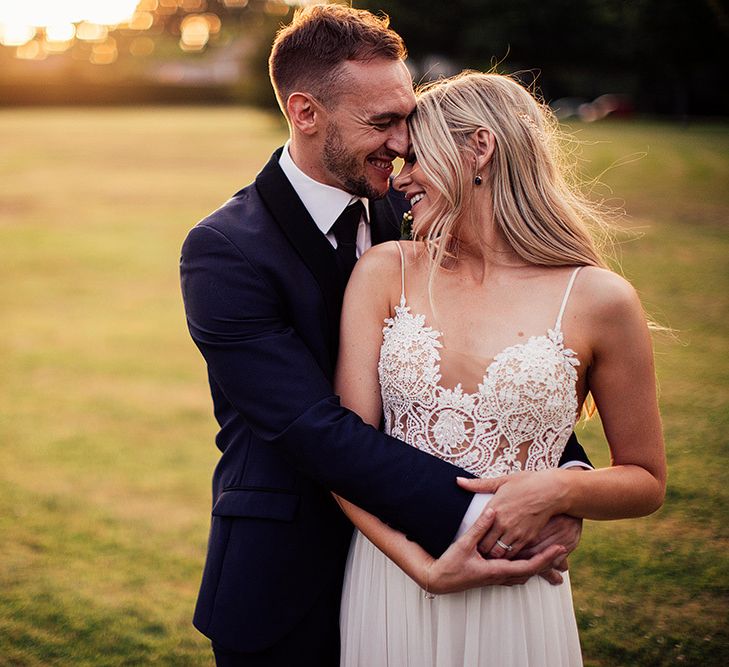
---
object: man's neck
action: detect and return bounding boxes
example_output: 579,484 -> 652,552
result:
288,137 -> 336,187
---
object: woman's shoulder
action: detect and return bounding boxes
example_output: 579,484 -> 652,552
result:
573,265 -> 644,324
356,240 -> 428,273
348,241 -> 430,305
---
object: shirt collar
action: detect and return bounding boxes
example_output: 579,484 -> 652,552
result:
279,141 -> 370,235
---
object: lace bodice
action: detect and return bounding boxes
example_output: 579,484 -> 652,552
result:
378,244 -> 581,479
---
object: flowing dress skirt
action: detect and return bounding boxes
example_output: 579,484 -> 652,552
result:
340,531 -> 583,667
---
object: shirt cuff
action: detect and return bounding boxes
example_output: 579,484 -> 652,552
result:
454,493 -> 494,541
560,460 -> 593,471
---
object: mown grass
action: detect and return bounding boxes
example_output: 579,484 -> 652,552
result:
1,108 -> 727,665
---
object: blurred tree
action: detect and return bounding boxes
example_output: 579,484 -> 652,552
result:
358,0 -> 729,115
232,4 -> 294,107
629,0 -> 728,116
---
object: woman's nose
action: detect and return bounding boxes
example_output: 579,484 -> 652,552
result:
393,163 -> 412,192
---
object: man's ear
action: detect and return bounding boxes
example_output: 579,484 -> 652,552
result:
287,92 -> 324,136
473,128 -> 496,171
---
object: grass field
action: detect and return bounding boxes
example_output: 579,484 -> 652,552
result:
1,107 -> 727,666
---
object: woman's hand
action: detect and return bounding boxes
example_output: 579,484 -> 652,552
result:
457,469 -> 571,559
424,507 -> 568,594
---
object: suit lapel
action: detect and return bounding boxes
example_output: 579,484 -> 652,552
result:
255,151 -> 410,361
255,150 -> 342,354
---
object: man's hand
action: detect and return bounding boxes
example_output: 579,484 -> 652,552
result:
515,513 -> 583,560
426,508 -> 568,594
514,514 -> 583,584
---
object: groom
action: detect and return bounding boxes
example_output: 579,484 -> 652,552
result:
180,5 -> 589,665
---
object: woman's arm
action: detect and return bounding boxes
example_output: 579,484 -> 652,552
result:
562,269 -> 666,513
333,242 -> 440,589
334,242 -> 567,591
461,268 -> 667,558
335,492 -> 566,593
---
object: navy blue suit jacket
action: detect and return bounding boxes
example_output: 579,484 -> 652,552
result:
180,149 -> 590,653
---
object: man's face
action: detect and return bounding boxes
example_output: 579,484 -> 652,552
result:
320,59 -> 415,199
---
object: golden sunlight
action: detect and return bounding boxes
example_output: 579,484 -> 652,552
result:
0,0 -> 140,47
0,0 -> 313,62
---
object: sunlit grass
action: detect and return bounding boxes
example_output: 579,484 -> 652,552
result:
1,108 -> 727,665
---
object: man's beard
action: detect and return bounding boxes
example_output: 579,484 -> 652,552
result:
322,122 -> 386,200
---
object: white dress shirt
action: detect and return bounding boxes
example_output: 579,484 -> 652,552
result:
278,141 -> 589,543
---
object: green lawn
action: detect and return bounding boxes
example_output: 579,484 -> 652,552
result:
1,108 -> 727,666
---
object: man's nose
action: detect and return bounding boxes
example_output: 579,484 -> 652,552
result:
386,121 -> 410,158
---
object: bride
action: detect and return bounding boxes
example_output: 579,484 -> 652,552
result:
334,72 -> 666,666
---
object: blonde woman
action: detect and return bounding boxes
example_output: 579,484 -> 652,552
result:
334,72 -> 666,666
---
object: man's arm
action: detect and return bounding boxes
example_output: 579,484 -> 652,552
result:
181,223 -> 474,557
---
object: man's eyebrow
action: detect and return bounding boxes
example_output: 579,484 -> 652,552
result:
368,112 -> 408,122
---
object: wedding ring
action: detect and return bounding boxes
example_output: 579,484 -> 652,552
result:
495,539 -> 513,552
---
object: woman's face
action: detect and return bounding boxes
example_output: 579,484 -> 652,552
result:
393,148 -> 436,221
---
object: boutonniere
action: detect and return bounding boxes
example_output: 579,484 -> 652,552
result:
400,210 -> 413,240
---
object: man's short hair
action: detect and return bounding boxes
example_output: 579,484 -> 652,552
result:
269,4 -> 406,114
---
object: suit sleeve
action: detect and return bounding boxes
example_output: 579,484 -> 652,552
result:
180,223 -> 473,557
558,433 -> 592,467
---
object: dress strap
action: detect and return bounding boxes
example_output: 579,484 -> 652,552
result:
395,241 -> 406,306
555,267 -> 582,331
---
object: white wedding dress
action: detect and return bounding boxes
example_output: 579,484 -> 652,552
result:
340,244 -> 584,666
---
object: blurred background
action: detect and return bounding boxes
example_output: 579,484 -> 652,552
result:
1,1 -> 728,665
1,0 -> 727,115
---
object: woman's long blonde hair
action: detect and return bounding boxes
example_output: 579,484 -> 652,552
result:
408,71 -> 611,274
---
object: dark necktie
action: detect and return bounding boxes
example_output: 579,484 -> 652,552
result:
331,200 -> 365,282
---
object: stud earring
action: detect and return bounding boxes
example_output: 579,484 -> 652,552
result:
474,174 -> 483,186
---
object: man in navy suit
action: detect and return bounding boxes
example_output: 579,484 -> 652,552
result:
180,5 -> 590,665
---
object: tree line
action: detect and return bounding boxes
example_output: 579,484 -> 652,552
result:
357,0 -> 728,116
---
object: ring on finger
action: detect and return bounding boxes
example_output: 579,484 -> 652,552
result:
495,538 -> 513,552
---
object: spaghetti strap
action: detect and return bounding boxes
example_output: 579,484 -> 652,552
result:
394,241 -> 406,306
555,267 -> 582,331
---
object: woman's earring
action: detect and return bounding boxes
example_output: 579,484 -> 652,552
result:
474,174 -> 483,186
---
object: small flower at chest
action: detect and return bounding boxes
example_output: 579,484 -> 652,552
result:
400,210 -> 414,240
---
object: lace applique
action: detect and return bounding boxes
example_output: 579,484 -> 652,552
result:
378,303 -> 580,478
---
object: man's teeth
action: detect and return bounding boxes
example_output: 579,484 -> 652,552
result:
371,159 -> 391,169
410,193 -> 425,205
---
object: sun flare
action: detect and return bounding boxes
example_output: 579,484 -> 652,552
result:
0,0 -> 141,46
